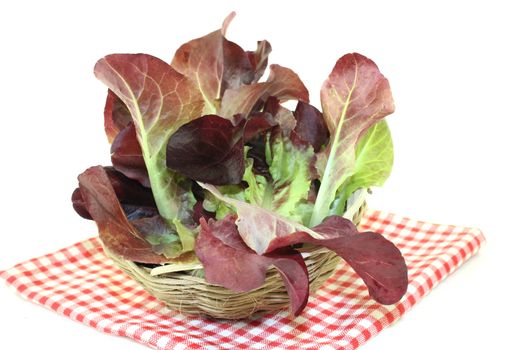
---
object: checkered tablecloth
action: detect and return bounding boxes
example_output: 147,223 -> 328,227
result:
0,210 -> 485,350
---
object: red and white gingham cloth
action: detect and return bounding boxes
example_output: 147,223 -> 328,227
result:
0,210 -> 485,350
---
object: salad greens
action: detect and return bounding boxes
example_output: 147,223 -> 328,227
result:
330,120 -> 394,216
309,53 -> 395,226
95,54 -> 204,252
196,215 -> 309,316
72,12 -> 407,316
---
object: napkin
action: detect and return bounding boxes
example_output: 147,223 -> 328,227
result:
0,210 -> 485,350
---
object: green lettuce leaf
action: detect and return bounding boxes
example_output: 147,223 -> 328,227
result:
350,119 -> 393,190
199,183 -> 322,254
330,120 -> 394,215
266,135 -> 314,221
94,54 -> 204,251
242,134 -> 314,223
310,53 -> 395,226
202,183 -> 246,220
242,157 -> 268,205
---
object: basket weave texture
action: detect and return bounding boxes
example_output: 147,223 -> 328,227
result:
104,204 -> 366,319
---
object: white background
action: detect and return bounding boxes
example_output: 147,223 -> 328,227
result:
1,0 -> 523,349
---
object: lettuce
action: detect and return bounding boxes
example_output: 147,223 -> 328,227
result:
310,53 -> 395,226
267,216 -> 408,305
220,64 -> 309,119
171,12 -> 254,114
77,166 -> 173,264
330,120 -> 394,215
94,53 -> 204,250
110,123 -> 150,187
199,182 -> 323,255
291,101 -> 329,152
165,114 -> 275,185
196,215 -> 309,316
259,133 -> 314,221
72,13 -> 407,315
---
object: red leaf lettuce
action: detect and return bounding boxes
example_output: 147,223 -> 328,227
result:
72,14 -> 407,317
196,215 -> 309,316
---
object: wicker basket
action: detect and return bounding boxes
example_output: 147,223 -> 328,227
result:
104,202 -> 367,320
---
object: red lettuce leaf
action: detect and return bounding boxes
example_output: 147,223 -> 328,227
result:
103,90 -> 132,143
259,96 -> 297,136
94,53 -> 204,231
273,104 -> 297,137
166,115 -> 244,185
262,95 -> 280,115
104,167 -> 156,207
77,166 -> 171,264
166,114 -> 276,185
291,101 -> 329,152
246,40 -> 272,83
321,54 -> 394,142
110,123 -> 149,187
220,64 -> 309,120
266,250 -> 310,315
243,112 -> 277,140
310,53 -> 395,225
103,91 -> 149,187
309,215 -> 358,239
267,216 -> 408,305
72,166 -> 156,221
171,12 -> 253,114
195,216 -> 309,316
71,188 -> 92,220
